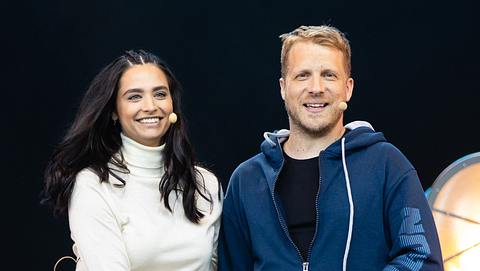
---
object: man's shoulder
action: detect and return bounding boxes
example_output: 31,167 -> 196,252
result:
358,140 -> 405,159
233,152 -> 269,174
226,152 -> 272,188
224,152 -> 275,206
372,141 -> 411,163
360,140 -> 415,177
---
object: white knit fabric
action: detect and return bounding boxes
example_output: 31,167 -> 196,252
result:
68,133 -> 222,271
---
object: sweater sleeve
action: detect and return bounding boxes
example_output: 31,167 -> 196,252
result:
383,169 -> 444,271
218,170 -> 254,271
211,183 -> 223,271
68,170 -> 131,271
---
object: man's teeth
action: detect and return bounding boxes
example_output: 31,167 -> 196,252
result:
138,117 -> 160,123
305,103 -> 327,108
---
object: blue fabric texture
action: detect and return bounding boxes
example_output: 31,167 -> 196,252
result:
219,122 -> 443,271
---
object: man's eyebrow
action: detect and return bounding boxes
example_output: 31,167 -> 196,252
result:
294,69 -> 311,74
321,68 -> 338,74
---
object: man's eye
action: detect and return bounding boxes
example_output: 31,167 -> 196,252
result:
296,73 -> 308,79
325,72 -> 337,79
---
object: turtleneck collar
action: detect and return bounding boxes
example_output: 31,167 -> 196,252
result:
120,133 -> 165,177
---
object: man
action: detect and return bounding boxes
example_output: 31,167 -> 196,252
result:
219,25 -> 443,271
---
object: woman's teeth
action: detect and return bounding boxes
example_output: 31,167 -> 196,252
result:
138,117 -> 160,123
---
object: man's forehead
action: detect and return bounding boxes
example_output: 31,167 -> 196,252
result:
286,42 -> 346,70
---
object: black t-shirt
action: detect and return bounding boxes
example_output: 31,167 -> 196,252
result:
276,152 -> 320,261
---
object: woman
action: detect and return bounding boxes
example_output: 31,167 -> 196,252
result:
42,50 -> 222,271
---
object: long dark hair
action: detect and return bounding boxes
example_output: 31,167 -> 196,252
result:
42,50 -> 213,223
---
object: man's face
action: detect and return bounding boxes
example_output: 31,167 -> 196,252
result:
280,41 -> 354,136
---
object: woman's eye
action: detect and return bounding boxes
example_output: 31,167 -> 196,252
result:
154,91 -> 166,98
127,94 -> 142,101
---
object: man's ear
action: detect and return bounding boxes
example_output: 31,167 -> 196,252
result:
279,78 -> 286,100
346,77 -> 354,102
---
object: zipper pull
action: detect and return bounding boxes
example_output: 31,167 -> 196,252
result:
302,262 -> 309,271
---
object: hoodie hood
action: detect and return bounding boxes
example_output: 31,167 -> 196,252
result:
261,121 -> 386,167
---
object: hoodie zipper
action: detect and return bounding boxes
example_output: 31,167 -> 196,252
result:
272,154 -> 322,271
305,154 -> 322,269
271,160 -> 307,270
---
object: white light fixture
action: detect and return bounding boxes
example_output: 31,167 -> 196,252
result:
427,152 -> 480,271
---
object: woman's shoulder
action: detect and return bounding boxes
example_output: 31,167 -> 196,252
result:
76,168 -> 100,182
195,167 -> 223,217
195,166 -> 221,194
195,166 -> 215,177
73,168 -> 106,192
75,168 -> 125,190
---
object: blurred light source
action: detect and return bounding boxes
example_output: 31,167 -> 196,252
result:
426,152 -> 480,271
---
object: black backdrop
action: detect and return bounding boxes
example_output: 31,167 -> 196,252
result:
3,0 -> 479,269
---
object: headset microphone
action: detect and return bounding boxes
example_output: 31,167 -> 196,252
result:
168,113 -> 178,124
338,101 -> 348,111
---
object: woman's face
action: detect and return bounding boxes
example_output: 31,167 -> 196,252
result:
114,63 -> 174,147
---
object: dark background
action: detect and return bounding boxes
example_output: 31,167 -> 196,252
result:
3,0 -> 478,269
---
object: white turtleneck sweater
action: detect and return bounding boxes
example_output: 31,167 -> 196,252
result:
68,134 -> 222,271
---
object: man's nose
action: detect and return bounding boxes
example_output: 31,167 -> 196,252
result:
309,75 -> 324,94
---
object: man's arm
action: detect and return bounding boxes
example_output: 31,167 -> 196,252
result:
218,171 -> 254,271
383,168 -> 444,271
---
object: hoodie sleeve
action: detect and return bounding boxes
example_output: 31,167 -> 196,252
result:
218,169 -> 254,271
383,167 -> 444,271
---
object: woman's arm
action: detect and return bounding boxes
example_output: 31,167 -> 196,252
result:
68,170 -> 130,271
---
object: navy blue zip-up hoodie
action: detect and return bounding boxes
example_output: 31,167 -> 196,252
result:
219,121 -> 443,271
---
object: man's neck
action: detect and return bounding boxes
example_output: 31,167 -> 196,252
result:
283,123 -> 345,159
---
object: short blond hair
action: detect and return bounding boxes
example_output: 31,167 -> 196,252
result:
279,25 -> 351,77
